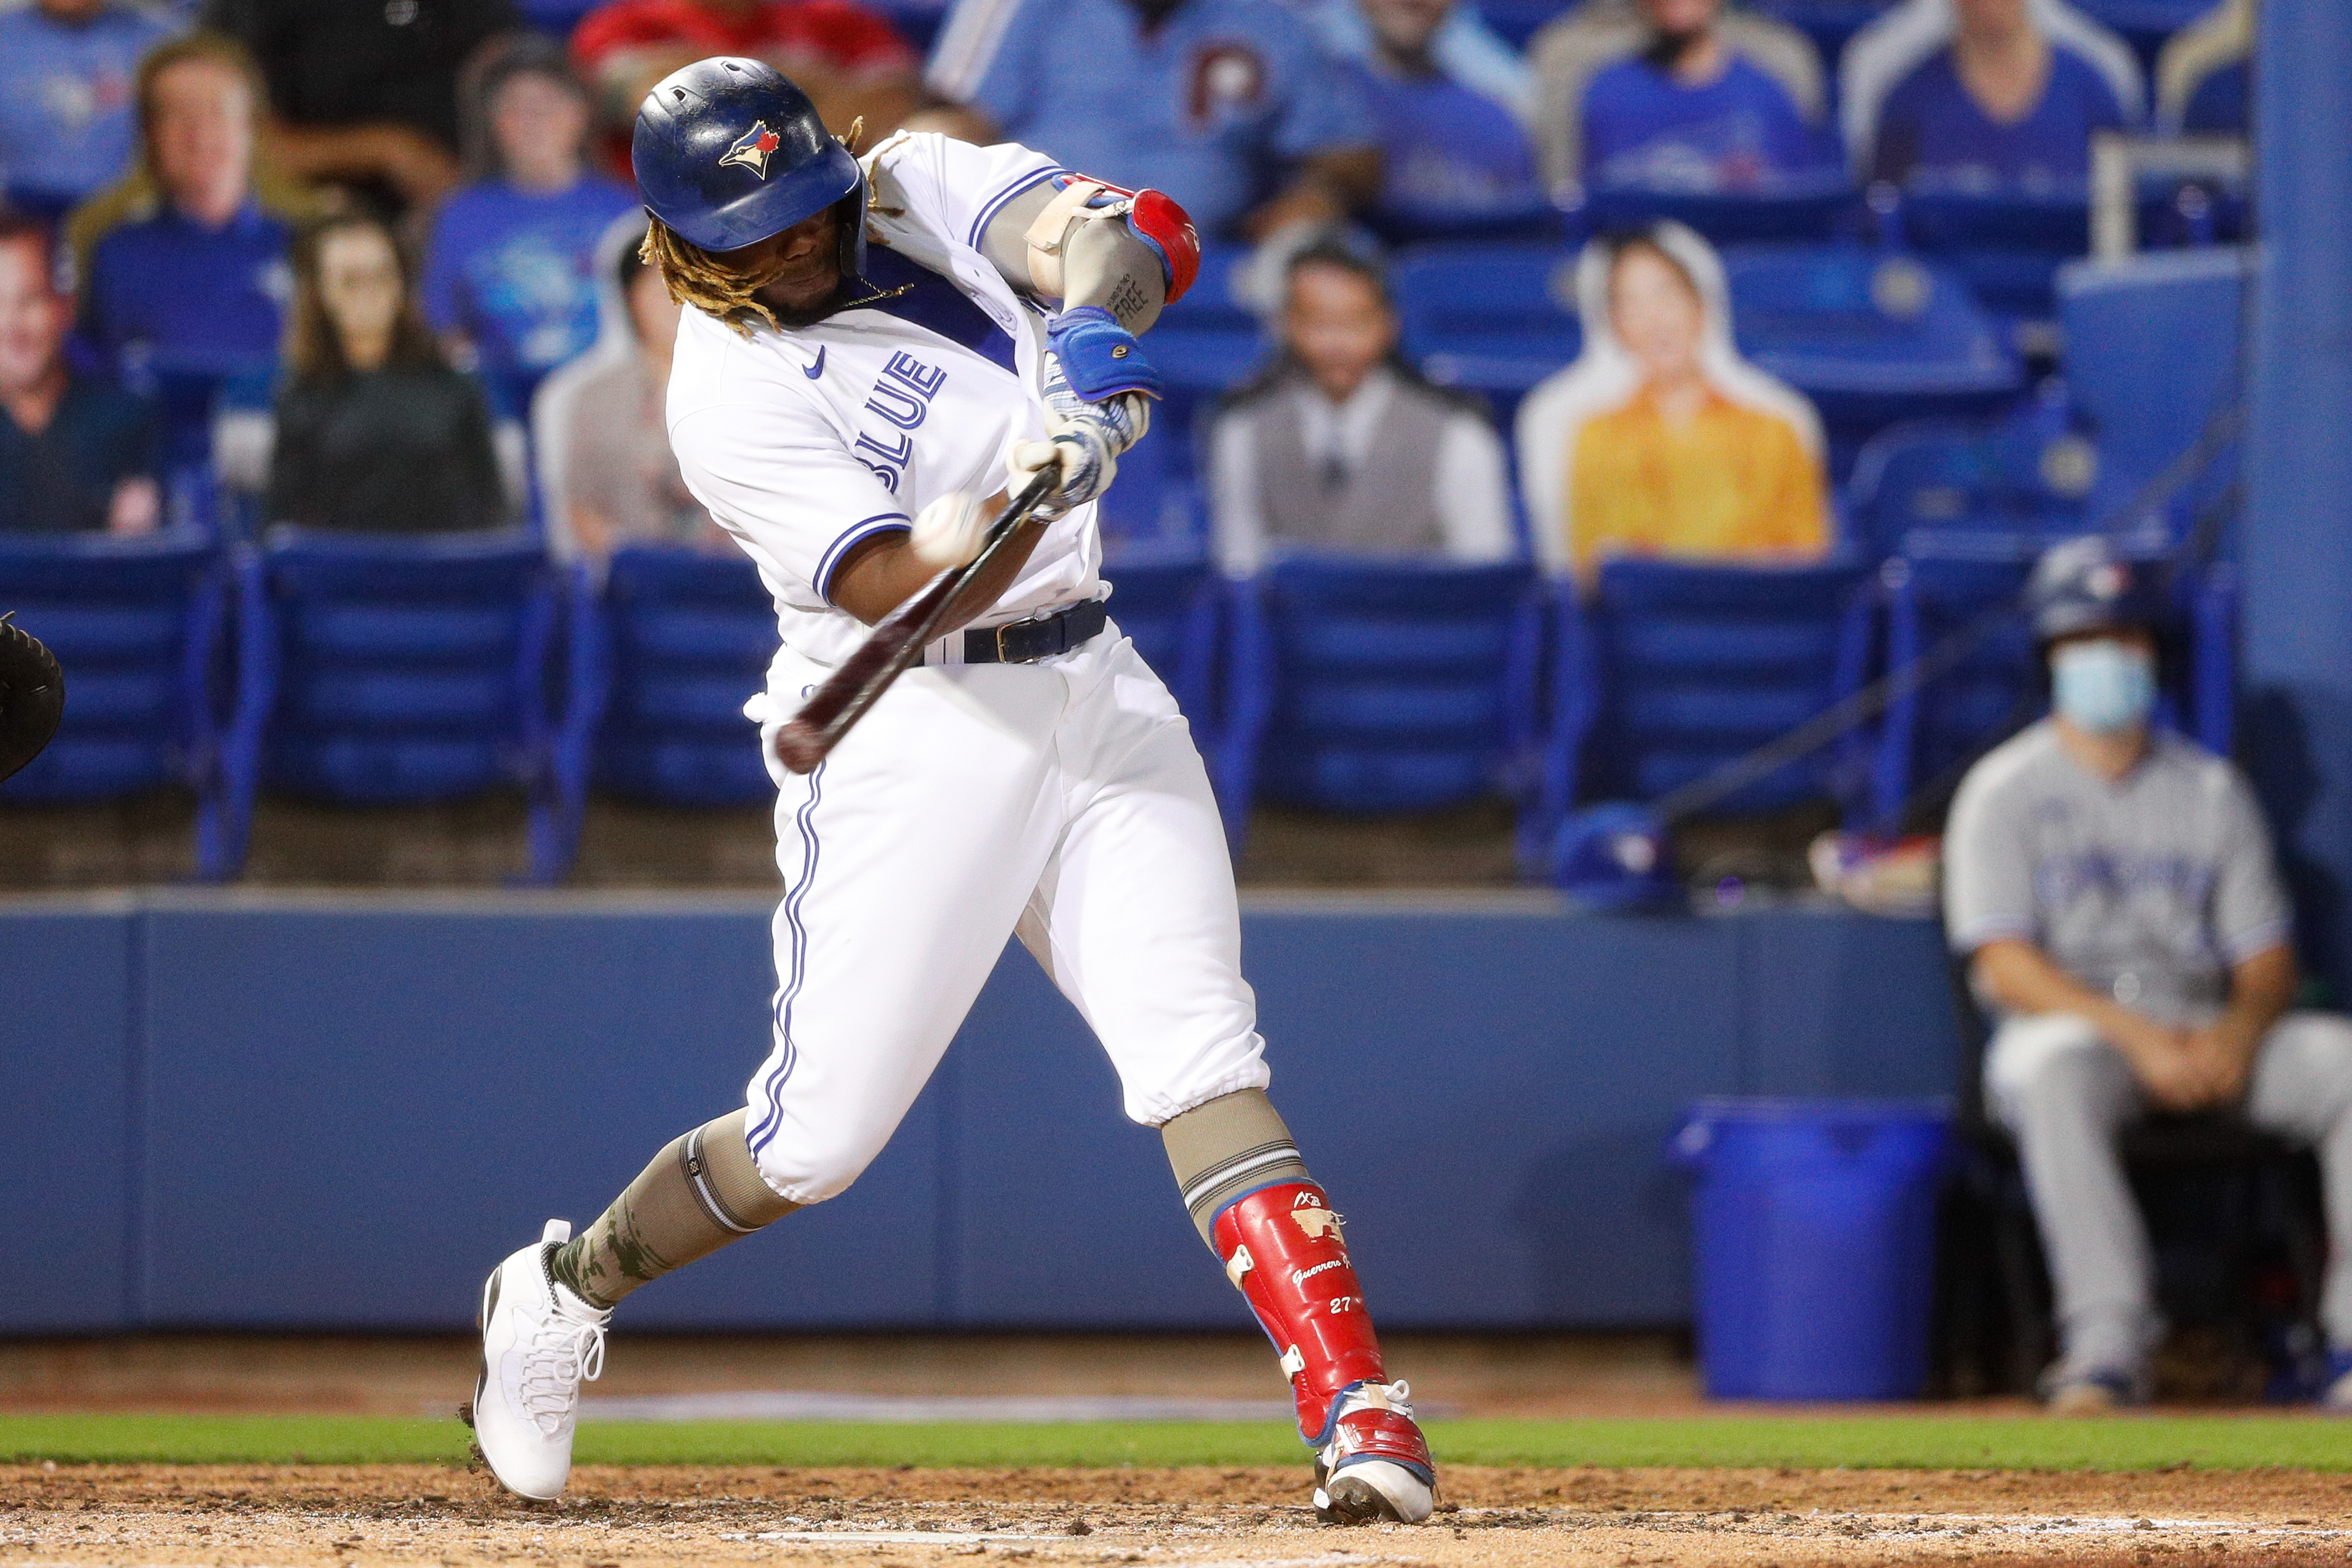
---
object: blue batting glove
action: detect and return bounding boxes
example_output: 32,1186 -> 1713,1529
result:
1045,306 -> 1164,403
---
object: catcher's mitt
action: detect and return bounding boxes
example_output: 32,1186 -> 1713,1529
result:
0,612 -> 65,786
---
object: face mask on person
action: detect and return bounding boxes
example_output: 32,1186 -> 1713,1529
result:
2051,637 -> 2156,734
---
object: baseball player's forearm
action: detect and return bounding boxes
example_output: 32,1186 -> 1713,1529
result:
2193,943 -> 2298,1096
1973,937 -> 2180,1063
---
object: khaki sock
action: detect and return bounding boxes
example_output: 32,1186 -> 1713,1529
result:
548,1109 -> 799,1310
1162,1088 -> 1313,1248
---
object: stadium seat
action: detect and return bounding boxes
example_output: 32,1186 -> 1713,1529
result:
1221,557 -> 1542,834
1844,396 -> 2098,562
1094,422 -> 1206,554
1866,547 -> 2040,829
1720,243 -> 2025,474
574,546 -> 776,813
1393,243 -> 1583,401
128,353 -> 275,476
1102,543 -> 1222,730
218,529 -> 575,883
1890,191 -> 2089,321
2058,247 -> 2247,529
0,530 -> 234,876
1468,0 -> 1574,48
515,0 -> 597,31
1541,557 -> 1874,841
1580,183 -> 1858,247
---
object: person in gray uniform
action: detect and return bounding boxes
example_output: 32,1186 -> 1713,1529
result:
1944,536 -> 2352,1414
1209,241 -> 1514,575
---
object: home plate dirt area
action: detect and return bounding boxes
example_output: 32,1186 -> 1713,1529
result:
7,1464 -> 2352,1568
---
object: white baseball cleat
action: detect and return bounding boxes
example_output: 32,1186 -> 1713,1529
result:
1312,1380 -> 1436,1525
471,1219 -> 610,1500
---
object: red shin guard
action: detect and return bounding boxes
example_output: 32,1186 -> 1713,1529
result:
1211,1181 -> 1387,1443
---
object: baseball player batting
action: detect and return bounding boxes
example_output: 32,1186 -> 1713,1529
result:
468,58 -> 1437,1525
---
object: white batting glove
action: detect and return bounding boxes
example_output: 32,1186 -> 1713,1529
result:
909,487 -> 991,570
1010,352 -> 1152,514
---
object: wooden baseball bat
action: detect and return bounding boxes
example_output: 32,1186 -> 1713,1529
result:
772,468 -> 1062,775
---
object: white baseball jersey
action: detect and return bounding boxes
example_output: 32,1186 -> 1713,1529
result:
656,130 -> 1269,1206
667,130 -> 1102,675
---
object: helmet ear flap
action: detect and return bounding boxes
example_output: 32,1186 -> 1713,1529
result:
834,170 -> 868,284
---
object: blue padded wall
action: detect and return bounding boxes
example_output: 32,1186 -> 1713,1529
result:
1740,910 -> 1959,1099
138,899 -> 942,1329
0,901 -> 137,1332
6,893 -> 1959,1333
1248,908 -> 1742,1327
2246,0 -> 2352,1008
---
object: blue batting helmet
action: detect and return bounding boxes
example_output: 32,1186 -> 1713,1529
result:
1551,802 -> 1680,912
631,57 -> 866,269
2025,536 -> 2165,645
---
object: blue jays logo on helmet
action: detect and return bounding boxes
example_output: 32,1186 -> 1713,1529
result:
719,120 -> 783,179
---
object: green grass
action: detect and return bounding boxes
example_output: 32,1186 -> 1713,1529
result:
4,1412 -> 2351,1471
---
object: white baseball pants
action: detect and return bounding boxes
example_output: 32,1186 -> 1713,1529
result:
742,624 -> 1270,1206
1986,1009 -> 2352,1374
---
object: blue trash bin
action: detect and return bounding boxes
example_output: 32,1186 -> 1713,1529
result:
1672,1097 -> 1952,1401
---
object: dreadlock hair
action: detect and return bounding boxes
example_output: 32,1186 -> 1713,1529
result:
639,218 -> 788,337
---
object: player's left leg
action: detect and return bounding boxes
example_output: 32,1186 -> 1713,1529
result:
1016,632 -> 1434,1522
2239,1011 -> 2352,1404
471,1110 -> 797,1497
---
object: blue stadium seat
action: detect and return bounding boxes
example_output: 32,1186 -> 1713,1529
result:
1543,557 -> 1873,836
1892,192 -> 2089,320
1844,399 -> 2098,561
1721,244 -> 2025,472
0,530 -> 234,875
1581,183 -> 1857,247
1222,557 -> 1542,829
1467,0 -> 1574,48
1102,543 -> 1222,727
867,0 -> 951,52
1094,420 -> 1206,553
1393,243 -> 1583,400
515,0 -> 597,31
1867,548 -> 2039,829
128,354 -> 275,476
219,530 -> 574,883
578,546 -> 775,811
2058,247 -> 2246,530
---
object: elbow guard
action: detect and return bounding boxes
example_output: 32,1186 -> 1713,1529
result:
1026,173 -> 1202,308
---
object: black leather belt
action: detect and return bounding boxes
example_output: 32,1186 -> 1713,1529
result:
962,599 -> 1108,664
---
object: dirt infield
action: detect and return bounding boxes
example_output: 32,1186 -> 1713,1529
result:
7,1463 -> 2351,1568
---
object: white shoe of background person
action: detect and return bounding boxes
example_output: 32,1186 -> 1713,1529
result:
471,1220 -> 610,1499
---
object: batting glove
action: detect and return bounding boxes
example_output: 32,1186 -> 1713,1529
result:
1044,305 -> 1164,403
1010,352 -> 1152,514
